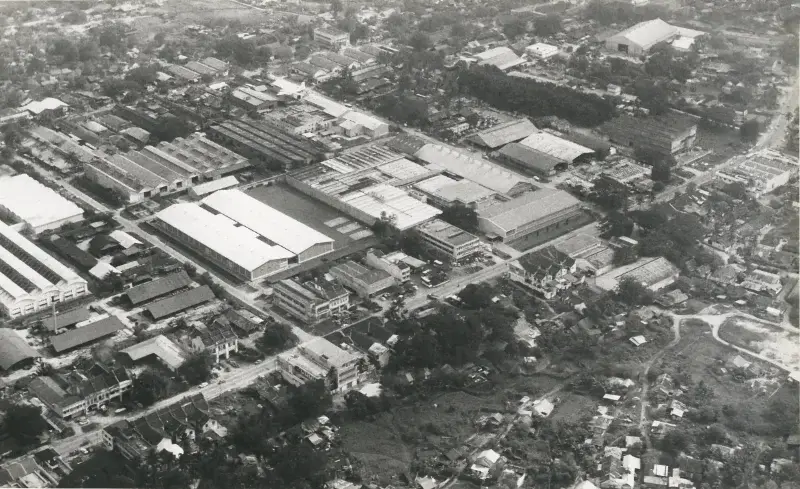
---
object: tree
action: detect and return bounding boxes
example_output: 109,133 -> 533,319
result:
613,245 -> 637,266
178,352 -> 213,386
779,36 -> 799,67
271,439 -> 328,486
409,31 -> 431,52
458,283 -> 494,310
439,202 -> 478,232
131,369 -> 169,407
651,160 -> 671,183
503,18 -> 527,41
659,429 -> 691,455
616,277 -> 653,306
150,115 -> 193,143
3,404 -> 47,446
257,323 -> 296,354
288,379 -> 332,420
330,0 -> 342,17
633,80 -> 670,115
533,15 -> 562,37
739,119 -> 761,144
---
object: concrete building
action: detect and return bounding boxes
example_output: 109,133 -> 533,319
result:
330,260 -> 395,297
413,174 -> 497,209
525,43 -> 559,59
278,337 -> 360,393
0,175 -> 83,234
365,250 -> 411,282
191,322 -> 239,363
416,219 -> 482,261
0,221 -> 89,318
716,149 -> 796,197
273,279 -> 349,323
477,189 -> 583,242
605,19 -> 680,56
29,364 -> 132,419
600,113 -> 697,155
314,28 -> 349,50
508,246 -> 578,299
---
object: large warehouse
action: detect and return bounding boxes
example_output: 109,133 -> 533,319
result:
0,174 -> 84,233
84,133 -> 249,203
0,221 -> 89,318
599,113 -> 697,155
287,146 -> 442,231
605,18 -> 680,56
155,190 -> 334,281
477,188 -> 583,242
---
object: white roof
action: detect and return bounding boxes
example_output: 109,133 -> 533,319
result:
533,399 -> 555,416
189,175 -> 239,197
671,37 -> 695,51
305,91 -> 350,117
202,189 -> 333,255
415,144 -> 532,195
610,18 -> 679,51
414,174 -> 496,205
526,43 -> 559,58
340,183 -> 441,231
108,230 -> 142,249
476,449 -> 501,465
653,464 -> 669,477
0,174 -> 83,230
156,203 -> 294,272
303,337 -> 359,368
21,97 -> 67,114
122,334 -> 186,369
573,482 -> 600,489
478,189 -> 581,232
377,158 -> 430,181
474,47 -> 523,70
518,132 -> 594,162
603,394 -> 621,401
342,110 -> 387,131
89,261 -> 119,279
630,335 -> 647,346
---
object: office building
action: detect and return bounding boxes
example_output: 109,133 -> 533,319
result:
365,250 -> 411,282
330,260 -> 395,298
273,279 -> 349,323
416,219 -> 482,261
314,28 -> 349,50
277,337 -> 360,392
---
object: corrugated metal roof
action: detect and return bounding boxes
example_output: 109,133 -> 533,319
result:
0,329 -> 39,370
51,316 -> 126,352
0,174 -> 84,231
479,189 -> 581,232
518,132 -> 594,163
609,18 -> 679,51
467,119 -> 536,149
202,189 -> 333,255
146,285 -> 215,320
125,271 -> 192,305
340,183 -> 442,231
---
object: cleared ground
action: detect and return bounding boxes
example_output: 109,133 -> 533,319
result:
718,316 -> 799,369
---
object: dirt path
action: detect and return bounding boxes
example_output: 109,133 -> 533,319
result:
638,315 -> 682,449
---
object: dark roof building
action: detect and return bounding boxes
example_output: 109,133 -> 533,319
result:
42,308 -> 91,332
515,246 -> 576,281
50,316 -> 126,352
497,143 -> 566,177
207,119 -> 326,170
467,119 -> 537,149
599,113 -> 697,155
145,285 -> 215,320
29,363 -> 132,418
124,271 -> 192,306
0,329 -> 40,370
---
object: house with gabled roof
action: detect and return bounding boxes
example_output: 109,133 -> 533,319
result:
509,246 -> 578,298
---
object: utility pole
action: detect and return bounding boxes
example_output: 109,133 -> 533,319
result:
51,300 -> 57,333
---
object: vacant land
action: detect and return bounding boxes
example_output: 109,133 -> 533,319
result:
339,391 -> 505,484
549,392 -> 596,423
718,316 -> 799,369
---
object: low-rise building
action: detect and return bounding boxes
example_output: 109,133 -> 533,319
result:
278,337 -> 361,392
273,279 -> 349,323
525,43 -> 559,59
315,28 -> 349,50
599,113 -> 697,155
0,174 -> 84,234
330,260 -> 395,297
716,149 -> 796,197
416,219 -> 482,261
191,321 -> 239,363
365,249 -> 411,282
596,257 -> 680,292
29,364 -> 132,419
477,189 -> 583,243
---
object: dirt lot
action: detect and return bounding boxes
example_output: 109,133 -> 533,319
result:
339,391 -> 505,485
718,317 -> 800,370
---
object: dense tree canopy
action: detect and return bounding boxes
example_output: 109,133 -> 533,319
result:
177,352 -> 213,386
130,369 -> 169,407
3,404 -> 48,447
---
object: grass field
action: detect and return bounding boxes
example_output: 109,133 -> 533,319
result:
549,392 -> 596,422
718,317 -> 799,369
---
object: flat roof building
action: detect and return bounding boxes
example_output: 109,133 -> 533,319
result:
273,279 -> 349,323
330,260 -> 395,298
365,249 -> 411,283
0,174 -> 83,233
314,27 -> 349,50
0,221 -> 89,318
413,174 -> 497,208
416,219 -> 482,261
525,43 -> 559,59
717,149 -> 796,197
477,189 -> 583,242
278,337 -> 360,392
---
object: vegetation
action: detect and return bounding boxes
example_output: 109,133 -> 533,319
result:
177,352 -> 213,386
130,369 -> 170,408
2,404 -> 48,447
257,323 -> 296,354
439,202 -> 479,233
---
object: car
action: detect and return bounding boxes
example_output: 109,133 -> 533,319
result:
255,359 -> 262,364
199,382 -> 209,388
78,418 -> 90,426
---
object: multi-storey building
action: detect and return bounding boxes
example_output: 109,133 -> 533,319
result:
329,260 -> 396,298
314,28 -> 349,50
416,219 -> 482,262
508,246 -> 578,299
191,322 -> 239,363
273,279 -> 349,323
365,250 -> 411,282
277,338 -> 361,393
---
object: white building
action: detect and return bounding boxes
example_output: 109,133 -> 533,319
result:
278,337 -> 361,393
605,18 -> 680,56
716,149 -> 796,197
416,219 -> 482,261
0,174 -> 84,233
365,249 -> 411,282
525,43 -> 559,59
314,27 -> 349,50
0,221 -> 89,318
473,47 -> 523,71
273,279 -> 349,323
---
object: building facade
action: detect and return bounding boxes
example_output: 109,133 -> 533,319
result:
508,246 -> 579,299
329,261 -> 396,297
365,250 -> 411,282
416,219 -> 482,261
273,279 -> 349,323
315,28 -> 349,50
277,338 -> 360,393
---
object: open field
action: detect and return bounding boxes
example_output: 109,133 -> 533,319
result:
549,393 -> 596,423
718,316 -> 800,370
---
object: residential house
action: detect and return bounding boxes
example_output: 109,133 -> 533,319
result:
508,246 -> 578,298
190,321 -> 239,363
